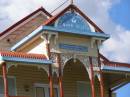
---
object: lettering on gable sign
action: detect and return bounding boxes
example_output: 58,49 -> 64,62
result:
59,43 -> 88,52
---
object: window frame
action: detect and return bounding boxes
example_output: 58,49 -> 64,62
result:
34,83 -> 60,97
0,75 -> 17,96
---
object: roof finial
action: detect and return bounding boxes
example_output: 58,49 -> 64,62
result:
70,0 -> 73,5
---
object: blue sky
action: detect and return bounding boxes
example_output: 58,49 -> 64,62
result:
109,0 -> 130,30
115,83 -> 130,97
109,0 -> 130,97
0,0 -> 130,97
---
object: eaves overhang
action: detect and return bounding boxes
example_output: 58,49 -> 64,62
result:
11,26 -> 44,51
101,65 -> 130,72
0,51 -> 52,65
42,26 -> 110,38
11,25 -> 110,51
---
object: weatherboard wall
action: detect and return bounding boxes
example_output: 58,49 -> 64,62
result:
0,61 -> 108,97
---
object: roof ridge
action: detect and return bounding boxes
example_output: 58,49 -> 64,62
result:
0,7 -> 52,37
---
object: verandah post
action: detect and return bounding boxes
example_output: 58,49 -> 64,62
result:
98,72 -> 104,97
2,62 -> 9,97
96,41 -> 105,97
89,57 -> 96,97
45,33 -> 54,97
56,53 -> 64,97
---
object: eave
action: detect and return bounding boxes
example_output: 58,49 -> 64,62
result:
42,26 -> 110,38
0,51 -> 52,65
100,54 -> 130,72
101,65 -> 130,72
11,26 -> 43,51
11,25 -> 109,51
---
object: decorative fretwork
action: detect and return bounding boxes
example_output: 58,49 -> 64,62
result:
37,65 -> 49,76
77,55 -> 89,68
50,52 -> 99,76
50,52 -> 58,64
92,57 -> 99,67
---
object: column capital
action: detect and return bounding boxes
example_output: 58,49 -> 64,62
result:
0,60 -> 5,65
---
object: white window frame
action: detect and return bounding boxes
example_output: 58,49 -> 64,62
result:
34,83 -> 60,97
0,75 -> 17,96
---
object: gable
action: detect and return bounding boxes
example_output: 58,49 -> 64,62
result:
44,4 -> 104,33
55,12 -> 91,32
0,7 -> 51,51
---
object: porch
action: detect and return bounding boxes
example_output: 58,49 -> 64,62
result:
0,52 -> 102,97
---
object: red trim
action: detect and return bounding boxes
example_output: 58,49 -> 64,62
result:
48,76 -> 54,97
89,57 -> 96,97
99,53 -> 110,62
104,61 -> 130,68
99,72 -> 104,97
45,34 -> 54,97
43,5 -> 72,25
43,4 -> 104,33
0,7 -> 52,37
0,51 -> 47,59
2,63 -> 9,97
96,42 -> 105,97
57,53 -> 64,97
99,53 -> 130,68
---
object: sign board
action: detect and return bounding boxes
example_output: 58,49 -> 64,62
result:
59,43 -> 88,52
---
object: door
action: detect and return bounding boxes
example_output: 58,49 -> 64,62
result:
77,82 -> 91,97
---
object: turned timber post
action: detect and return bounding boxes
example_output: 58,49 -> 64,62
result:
56,53 -> 64,97
89,57 -> 96,97
1,61 -> 9,97
45,33 -> 54,97
96,41 -> 105,97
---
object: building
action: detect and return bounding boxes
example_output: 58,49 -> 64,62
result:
0,2 -> 130,97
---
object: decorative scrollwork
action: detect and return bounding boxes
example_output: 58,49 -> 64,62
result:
50,52 -> 57,64
92,57 -> 99,67
50,52 -> 99,76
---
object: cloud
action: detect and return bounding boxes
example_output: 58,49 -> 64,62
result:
0,0 -> 68,32
75,0 -> 130,63
0,0 -> 130,63
101,26 -> 130,62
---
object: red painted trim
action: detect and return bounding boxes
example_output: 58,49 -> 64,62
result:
0,7 -> 52,37
57,53 -> 64,97
99,53 -> 130,68
2,62 -> 9,97
43,4 -> 104,33
99,73 -> 104,97
96,42 -> 105,97
104,61 -> 130,68
0,51 -> 47,59
89,57 -> 96,97
43,5 -> 72,25
48,76 -> 54,97
45,34 -> 54,97
99,53 -> 110,62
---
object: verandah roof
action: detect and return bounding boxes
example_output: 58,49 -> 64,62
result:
0,51 -> 52,64
100,54 -> 130,72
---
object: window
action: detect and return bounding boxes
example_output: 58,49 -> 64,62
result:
77,82 -> 91,97
34,83 -> 59,97
0,77 -> 16,97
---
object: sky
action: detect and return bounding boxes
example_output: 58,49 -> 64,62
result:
0,0 -> 130,97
